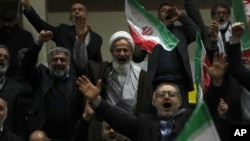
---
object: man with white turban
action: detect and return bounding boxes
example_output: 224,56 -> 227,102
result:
73,30 -> 153,141
74,30 -> 153,115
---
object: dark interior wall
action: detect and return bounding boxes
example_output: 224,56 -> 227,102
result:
47,0 -> 232,12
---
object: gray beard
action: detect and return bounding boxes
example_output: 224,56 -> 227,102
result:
219,21 -> 229,30
0,64 -> 9,75
49,65 -> 69,79
0,115 -> 6,128
112,59 -> 131,74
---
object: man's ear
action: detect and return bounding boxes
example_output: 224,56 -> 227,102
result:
152,92 -> 157,106
178,97 -> 182,108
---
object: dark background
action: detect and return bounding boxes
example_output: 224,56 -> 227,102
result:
46,0 -> 232,12
0,0 -> 233,12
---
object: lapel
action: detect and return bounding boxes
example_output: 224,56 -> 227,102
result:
151,118 -> 161,141
0,77 -> 9,98
63,76 -> 76,103
39,76 -> 77,112
40,76 -> 53,99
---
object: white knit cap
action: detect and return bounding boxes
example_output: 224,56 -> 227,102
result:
108,31 -> 134,51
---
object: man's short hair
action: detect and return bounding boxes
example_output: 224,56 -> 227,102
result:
47,47 -> 71,62
155,82 -> 181,99
210,2 -> 231,18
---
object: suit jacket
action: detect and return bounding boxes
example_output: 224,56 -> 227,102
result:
0,124 -> 24,141
0,26 -> 34,79
94,99 -> 193,141
226,42 -> 250,91
184,0 -> 209,47
84,61 -> 154,141
148,14 -> 199,92
72,118 -> 90,141
204,74 -> 244,141
21,43 -> 84,141
23,7 -> 102,77
204,74 -> 242,123
0,77 -> 28,139
23,8 -> 102,63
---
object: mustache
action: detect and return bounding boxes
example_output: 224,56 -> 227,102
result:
218,19 -> 225,22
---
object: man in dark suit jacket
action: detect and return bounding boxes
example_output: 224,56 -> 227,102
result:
0,45 -> 29,139
21,30 -> 84,141
226,22 -> 250,92
74,30 -> 153,141
203,22 -> 250,140
0,98 -> 24,141
20,0 -> 102,76
133,3 -> 200,109
0,7 -> 34,80
76,75 -> 193,141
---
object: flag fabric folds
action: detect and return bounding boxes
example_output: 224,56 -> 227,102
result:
232,0 -> 250,51
176,101 -> 221,141
125,0 -> 179,53
195,32 -> 211,104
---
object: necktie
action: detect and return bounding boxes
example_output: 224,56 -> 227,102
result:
160,120 -> 173,141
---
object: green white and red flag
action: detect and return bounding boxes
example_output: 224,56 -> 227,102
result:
195,32 -> 211,103
125,0 -> 179,53
176,101 -> 221,141
232,0 -> 250,55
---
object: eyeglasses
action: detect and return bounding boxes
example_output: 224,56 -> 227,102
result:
71,8 -> 86,13
156,91 -> 178,98
0,53 -> 9,60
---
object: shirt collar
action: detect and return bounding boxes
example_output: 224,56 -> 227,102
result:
0,76 -> 5,83
0,126 -> 3,136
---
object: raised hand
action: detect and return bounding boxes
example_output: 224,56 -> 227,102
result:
20,0 -> 28,5
168,6 -> 181,22
20,0 -> 31,10
37,30 -> 53,45
74,16 -> 91,44
217,99 -> 228,119
82,100 -> 95,121
77,75 -> 102,106
203,52 -> 228,86
232,22 -> 245,38
208,21 -> 219,41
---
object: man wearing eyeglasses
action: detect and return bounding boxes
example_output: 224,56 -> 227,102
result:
76,75 -> 193,141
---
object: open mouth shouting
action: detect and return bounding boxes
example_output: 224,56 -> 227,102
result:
162,101 -> 172,111
218,19 -> 225,24
0,62 -> 6,69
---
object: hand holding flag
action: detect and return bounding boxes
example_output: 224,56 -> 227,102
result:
125,0 -> 179,53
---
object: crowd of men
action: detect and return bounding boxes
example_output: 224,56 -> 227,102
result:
0,0 -> 249,141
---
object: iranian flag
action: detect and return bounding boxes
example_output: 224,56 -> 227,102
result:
176,101 -> 221,141
195,32 -> 210,103
125,0 -> 179,52
232,0 -> 250,52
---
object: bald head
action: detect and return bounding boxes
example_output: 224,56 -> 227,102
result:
29,130 -> 49,141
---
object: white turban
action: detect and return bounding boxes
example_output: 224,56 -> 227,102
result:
108,31 -> 134,51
